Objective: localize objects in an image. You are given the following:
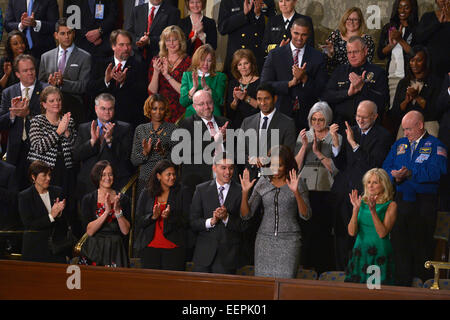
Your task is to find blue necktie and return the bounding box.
[26,0,34,49]
[410,141,417,159]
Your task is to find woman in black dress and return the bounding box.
[0,30,29,92]
[80,160,131,267]
[135,159,192,270]
[19,160,68,263]
[226,49,260,128]
[391,45,443,137]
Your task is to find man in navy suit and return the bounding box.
[126,0,180,65]
[0,54,48,189]
[261,17,328,133]
[5,0,59,61]
[190,152,247,274]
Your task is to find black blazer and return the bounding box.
[331,124,393,203]
[64,0,118,58]
[0,161,19,230]
[262,12,315,57]
[0,81,48,166]
[260,44,328,130]
[134,184,193,252]
[73,120,134,199]
[190,180,246,269]
[89,55,148,127]
[18,185,68,262]
[177,113,232,191]
[4,0,59,58]
[127,1,181,63]
[179,15,217,56]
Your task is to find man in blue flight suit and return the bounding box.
[322,36,388,133]
[383,110,447,287]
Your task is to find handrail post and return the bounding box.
[424,261,450,290]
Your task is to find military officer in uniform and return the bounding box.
[322,36,388,132]
[262,0,314,59]
[218,0,276,75]
[383,110,447,287]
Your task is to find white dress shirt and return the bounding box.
[58,44,75,73]
[290,42,305,67]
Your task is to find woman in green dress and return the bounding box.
[179,44,226,118]
[345,168,397,285]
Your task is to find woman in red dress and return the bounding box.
[148,25,192,123]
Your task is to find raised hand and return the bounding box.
[57,112,71,136]
[243,0,253,15]
[161,204,170,219]
[344,121,357,147]
[153,57,163,74]
[136,32,150,47]
[105,63,114,83]
[320,40,334,58]
[161,57,169,76]
[152,203,162,220]
[142,137,152,156]
[329,123,340,147]
[239,168,256,193]
[279,38,290,47]
[3,61,12,76]
[348,189,362,210]
[200,75,209,91]
[154,138,165,155]
[253,0,262,16]
[103,122,115,143]
[287,169,301,194]
[299,128,308,147]
[312,130,320,155]
[113,193,122,214]
[90,120,100,146]
[104,193,113,215]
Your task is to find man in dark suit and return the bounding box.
[190,153,247,274]
[126,0,180,66]
[63,0,118,61]
[218,0,276,74]
[39,18,92,125]
[0,54,48,190]
[331,100,393,271]
[0,161,19,230]
[176,89,232,194]
[124,0,148,31]
[73,93,134,201]
[4,0,59,61]
[89,29,147,128]
[322,36,389,132]
[240,82,297,180]
[260,17,328,132]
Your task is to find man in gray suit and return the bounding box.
[39,17,91,125]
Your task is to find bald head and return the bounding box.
[192,89,214,120]
[402,111,425,142]
[356,100,378,131]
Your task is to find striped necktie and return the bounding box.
[218,186,225,206]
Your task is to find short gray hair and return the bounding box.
[95,93,116,107]
[348,35,367,49]
[307,101,333,127]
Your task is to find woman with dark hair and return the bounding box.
[377,0,418,108]
[240,145,312,278]
[18,160,68,263]
[79,160,130,267]
[391,45,443,137]
[134,159,192,270]
[0,30,29,91]
[179,0,217,56]
[226,49,260,128]
[131,94,178,197]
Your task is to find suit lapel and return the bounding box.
[63,47,77,76]
[32,186,50,218]
[223,182,238,210]
[29,82,42,116]
[208,180,220,214]
[150,5,165,33]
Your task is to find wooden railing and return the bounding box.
[1,260,450,300]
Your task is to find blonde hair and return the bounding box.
[159,25,187,58]
[362,168,394,204]
[189,44,216,77]
[338,7,366,37]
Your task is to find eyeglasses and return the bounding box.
[311,117,325,122]
[347,50,362,56]
[346,18,360,23]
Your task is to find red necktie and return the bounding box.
[293,48,299,67]
[207,121,217,137]
[147,6,156,33]
[116,63,122,72]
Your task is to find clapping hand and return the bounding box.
[299,128,308,147]
[10,96,30,118]
[50,197,66,218]
[348,189,362,211]
[152,203,162,220]
[280,38,290,47]
[113,193,122,214]
[214,121,229,143]
[239,168,256,193]
[406,86,418,100]
[234,87,247,101]
[153,57,163,74]
[112,67,128,84]
[21,12,36,28]
[161,204,170,219]
[329,123,340,147]
[154,138,165,155]
[391,166,410,183]
[136,32,150,47]
[320,40,334,58]
[142,137,152,156]
[253,0,262,16]
[348,71,366,96]
[104,193,113,215]
[243,0,253,15]
[367,194,377,212]
[57,112,71,137]
[3,61,12,77]
[90,120,100,146]
[344,121,356,147]
[293,62,307,84]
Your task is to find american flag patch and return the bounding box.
[437,146,447,157]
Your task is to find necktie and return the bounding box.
[22,87,30,141]
[261,116,268,130]
[58,49,67,74]
[285,19,290,30]
[293,48,299,67]
[410,141,417,159]
[360,132,366,146]
[89,0,96,14]
[218,186,225,206]
[116,63,122,72]
[26,0,34,48]
[207,121,216,137]
[147,6,156,33]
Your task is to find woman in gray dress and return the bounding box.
[131,94,177,196]
[294,102,342,273]
[240,145,312,278]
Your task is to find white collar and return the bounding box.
[20,81,36,92]
[290,42,305,54]
[59,44,75,54]
[215,180,230,191]
[197,70,210,78]
[283,13,295,23]
[114,57,127,68]
[260,108,276,123]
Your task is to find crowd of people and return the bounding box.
[0,0,449,288]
